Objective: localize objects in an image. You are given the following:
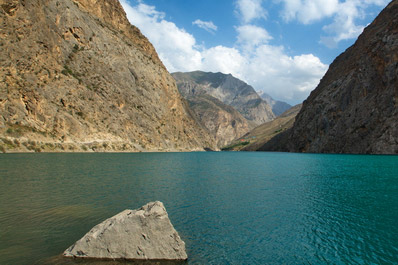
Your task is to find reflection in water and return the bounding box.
[37,255,188,265]
[1,153,397,264]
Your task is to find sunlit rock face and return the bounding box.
[0,0,217,152]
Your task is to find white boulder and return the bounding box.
[63,201,187,260]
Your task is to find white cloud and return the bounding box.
[244,46,328,101]
[192,19,218,33]
[120,0,202,72]
[278,0,389,47]
[235,0,267,23]
[120,0,328,104]
[201,46,248,80]
[279,0,339,24]
[236,25,273,51]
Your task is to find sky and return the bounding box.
[120,0,390,105]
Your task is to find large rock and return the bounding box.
[63,201,187,261]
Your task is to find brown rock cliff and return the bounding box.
[0,0,217,152]
[261,0,398,154]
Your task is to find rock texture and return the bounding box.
[262,1,398,154]
[224,104,301,151]
[172,71,275,146]
[172,71,275,125]
[257,91,292,116]
[64,201,187,261]
[186,94,251,147]
[0,0,217,152]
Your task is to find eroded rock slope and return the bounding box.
[172,71,275,146]
[0,0,216,152]
[261,0,398,154]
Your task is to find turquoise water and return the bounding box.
[0,152,397,264]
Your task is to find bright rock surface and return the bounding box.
[64,201,187,260]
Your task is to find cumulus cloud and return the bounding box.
[235,0,267,23]
[120,0,202,72]
[279,0,339,24]
[278,0,389,47]
[244,46,328,101]
[236,25,273,51]
[120,0,328,104]
[192,19,218,33]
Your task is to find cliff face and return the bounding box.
[187,94,251,147]
[262,0,398,154]
[172,71,275,146]
[173,71,275,125]
[0,0,217,152]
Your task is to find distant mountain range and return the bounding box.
[256,91,292,116]
[172,71,278,146]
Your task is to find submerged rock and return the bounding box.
[63,201,187,261]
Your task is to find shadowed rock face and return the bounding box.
[63,201,187,261]
[0,0,217,152]
[262,0,398,154]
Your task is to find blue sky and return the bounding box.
[120,0,389,104]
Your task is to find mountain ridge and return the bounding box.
[0,0,217,152]
[260,0,398,154]
[172,71,275,146]
[257,91,292,116]
[173,71,275,125]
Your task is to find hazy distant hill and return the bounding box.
[261,0,398,154]
[257,91,292,116]
[0,0,217,152]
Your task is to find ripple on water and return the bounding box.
[0,152,397,264]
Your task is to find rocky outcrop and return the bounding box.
[258,91,292,116]
[0,0,217,152]
[188,94,251,147]
[224,104,301,151]
[64,201,187,261]
[262,0,398,154]
[172,71,275,125]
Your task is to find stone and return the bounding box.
[63,201,188,261]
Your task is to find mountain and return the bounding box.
[186,94,251,147]
[0,0,217,152]
[223,104,301,151]
[172,71,275,125]
[172,71,275,147]
[257,91,292,116]
[261,0,398,154]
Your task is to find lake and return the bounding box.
[0,152,397,264]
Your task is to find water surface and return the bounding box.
[0,152,397,264]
